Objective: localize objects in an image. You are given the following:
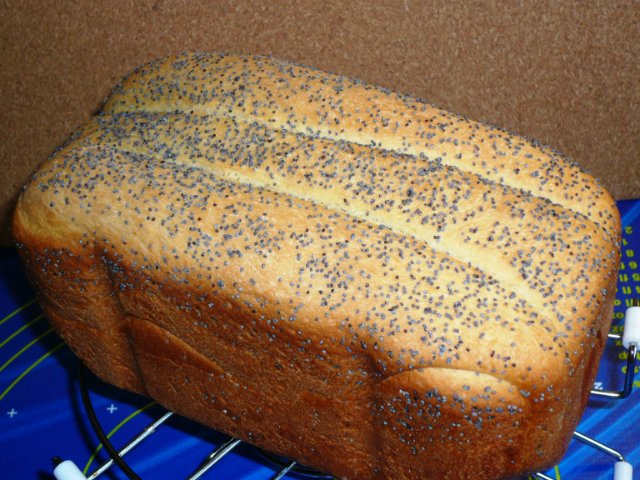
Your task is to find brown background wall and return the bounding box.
[2,0,638,245]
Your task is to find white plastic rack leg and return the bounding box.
[616,462,634,480]
[591,304,639,399]
[53,459,88,480]
[623,305,640,349]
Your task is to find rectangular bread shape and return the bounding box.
[12,52,621,479]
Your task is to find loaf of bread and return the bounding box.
[13,52,620,479]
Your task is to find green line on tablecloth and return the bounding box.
[0,297,36,326]
[0,340,65,401]
[0,314,44,348]
[0,327,54,373]
[83,401,158,475]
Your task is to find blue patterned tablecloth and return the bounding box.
[2,199,639,479]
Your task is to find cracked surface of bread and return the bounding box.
[13,52,621,479]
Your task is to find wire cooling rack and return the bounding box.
[2,199,640,479]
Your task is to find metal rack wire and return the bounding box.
[52,306,640,480]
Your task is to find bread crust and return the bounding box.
[13,52,620,479]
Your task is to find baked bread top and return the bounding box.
[13,52,621,477]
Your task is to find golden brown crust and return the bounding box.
[12,52,620,479]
